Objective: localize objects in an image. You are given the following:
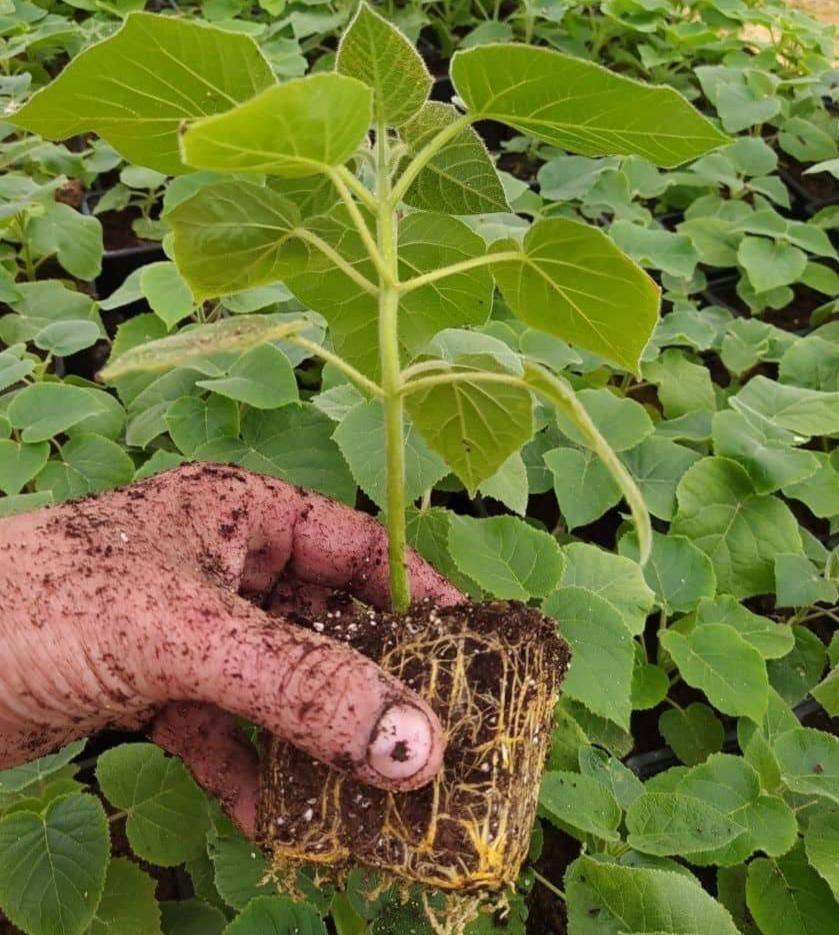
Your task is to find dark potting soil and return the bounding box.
[259,598,571,893]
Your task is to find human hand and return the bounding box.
[0,463,461,835]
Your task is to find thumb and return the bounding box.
[143,580,444,792]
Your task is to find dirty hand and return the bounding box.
[0,463,461,835]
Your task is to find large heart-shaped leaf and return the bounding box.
[9,12,275,174]
[451,44,729,167]
[490,217,660,373]
[181,73,372,177]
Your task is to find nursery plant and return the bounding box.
[1,4,838,935]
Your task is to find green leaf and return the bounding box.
[747,844,839,935]
[738,237,807,293]
[479,451,529,515]
[560,542,653,636]
[96,744,210,867]
[333,399,448,511]
[610,222,700,279]
[632,663,670,710]
[555,388,653,453]
[161,900,227,935]
[671,457,802,598]
[660,624,769,722]
[775,553,838,608]
[676,754,797,865]
[9,12,275,174]
[197,343,298,409]
[694,596,794,660]
[619,532,716,615]
[644,348,716,418]
[0,793,109,935]
[35,435,135,500]
[578,746,644,809]
[566,854,740,934]
[539,770,622,841]
[405,506,481,597]
[0,741,86,797]
[89,858,162,935]
[34,321,101,358]
[224,896,326,935]
[0,349,34,392]
[626,792,742,856]
[197,404,355,503]
[545,446,621,529]
[773,728,839,805]
[169,181,306,301]
[490,217,659,373]
[543,586,634,728]
[8,384,125,444]
[659,702,724,767]
[405,356,533,493]
[336,3,430,126]
[182,73,371,176]
[207,825,274,911]
[783,453,839,519]
[768,626,827,706]
[0,440,49,495]
[399,102,509,214]
[451,45,728,166]
[28,202,103,281]
[813,669,839,718]
[730,376,839,438]
[712,409,820,495]
[141,262,195,329]
[805,810,839,902]
[447,514,563,600]
[619,437,702,521]
[165,394,239,457]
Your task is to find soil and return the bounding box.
[258,598,571,894]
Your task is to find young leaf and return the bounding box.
[399,102,509,214]
[0,440,49,495]
[773,728,839,805]
[451,45,729,167]
[197,344,299,409]
[88,858,162,935]
[545,446,621,529]
[775,553,838,608]
[181,74,372,176]
[619,437,702,521]
[671,457,802,598]
[659,702,724,767]
[626,792,742,856]
[405,356,533,493]
[731,376,839,438]
[566,855,740,934]
[165,394,240,457]
[9,12,275,174]
[738,237,807,293]
[168,181,307,301]
[336,2,431,126]
[543,586,634,728]
[660,624,769,722]
[767,626,826,706]
[140,262,194,330]
[224,896,326,935]
[578,746,645,809]
[694,596,794,660]
[0,741,86,798]
[539,770,622,842]
[447,514,564,600]
[28,202,103,281]
[160,899,227,935]
[0,793,109,935]
[96,743,211,867]
[555,388,654,453]
[490,217,660,373]
[35,434,135,500]
[747,844,839,935]
[8,384,125,444]
[207,825,275,910]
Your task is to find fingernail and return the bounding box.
[367,703,435,781]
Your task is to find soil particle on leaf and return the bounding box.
[258,599,570,893]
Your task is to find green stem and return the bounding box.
[333,163,377,212]
[294,228,378,296]
[398,250,521,294]
[287,335,384,399]
[327,167,394,286]
[376,128,411,612]
[388,113,474,209]
[532,869,565,902]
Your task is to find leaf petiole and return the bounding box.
[398,250,521,294]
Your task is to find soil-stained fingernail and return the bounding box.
[367,703,437,782]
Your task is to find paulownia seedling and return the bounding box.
[14,2,727,896]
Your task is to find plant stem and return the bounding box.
[333,163,377,212]
[398,250,521,294]
[532,869,565,902]
[288,335,384,398]
[327,167,394,286]
[294,228,378,296]
[376,127,411,612]
[388,113,474,208]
